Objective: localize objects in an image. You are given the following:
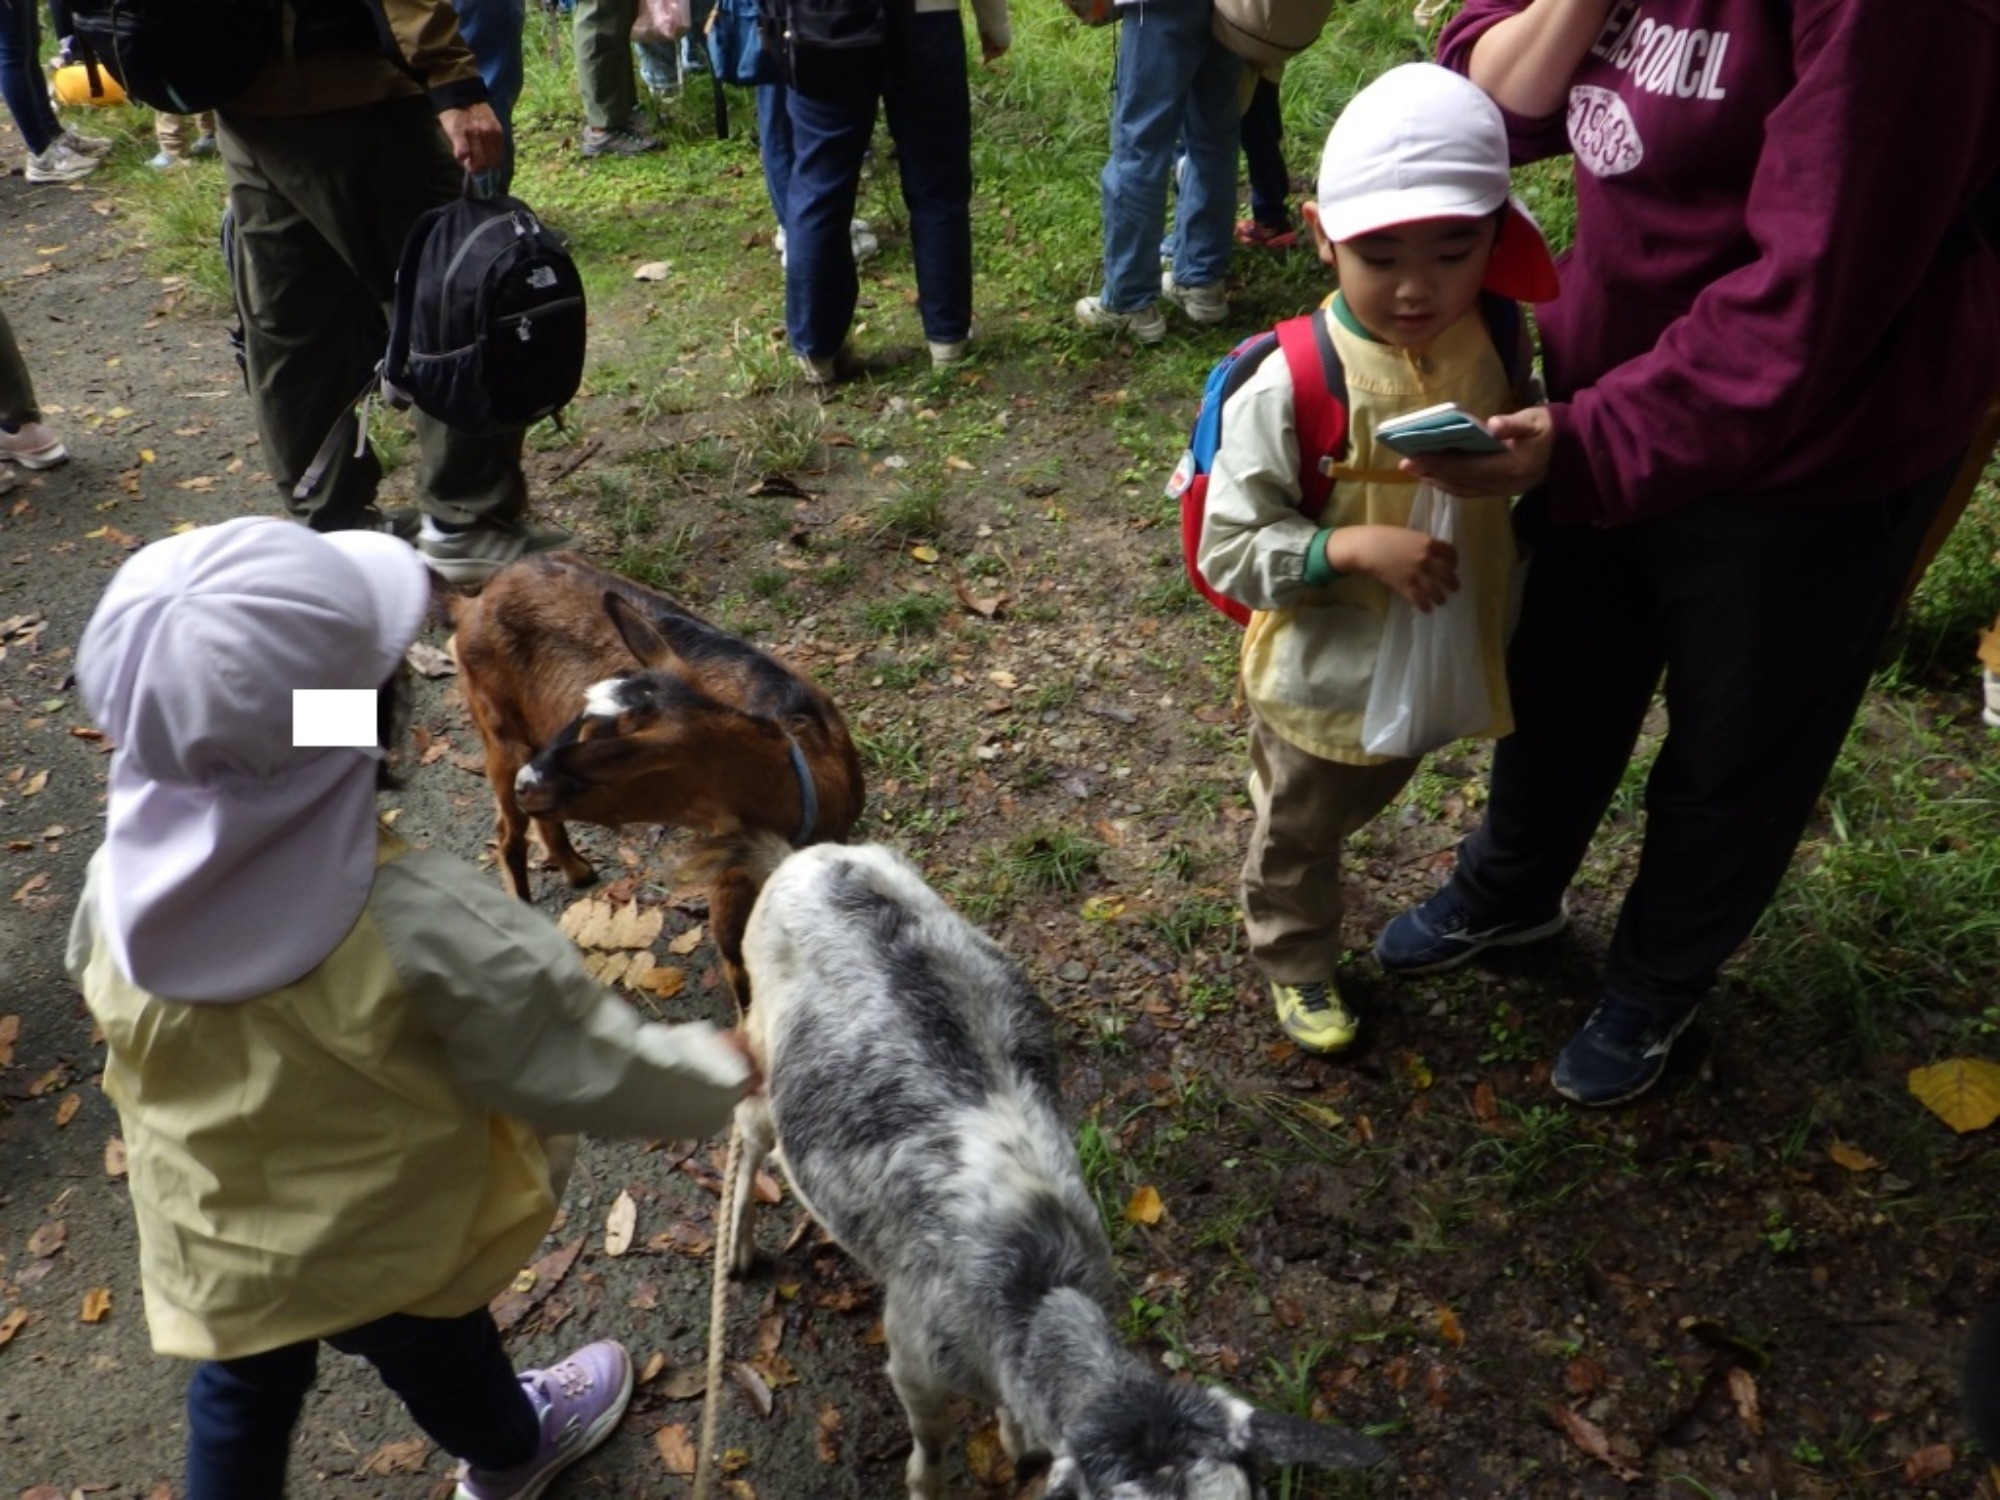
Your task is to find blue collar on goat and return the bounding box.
[784,734,818,846]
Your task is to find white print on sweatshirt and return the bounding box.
[1591,3,1731,101]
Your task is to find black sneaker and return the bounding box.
[1551,993,1699,1107]
[1373,886,1567,974]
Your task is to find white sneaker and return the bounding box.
[0,421,67,469]
[1160,273,1228,325]
[25,139,97,183]
[1984,668,2000,729]
[60,126,113,156]
[1074,295,1167,344]
[928,333,972,368]
[773,221,878,269]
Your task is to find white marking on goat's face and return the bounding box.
[514,762,546,795]
[583,677,628,721]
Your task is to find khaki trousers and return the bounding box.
[1241,712,1417,984]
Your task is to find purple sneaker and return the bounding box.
[455,1340,634,1500]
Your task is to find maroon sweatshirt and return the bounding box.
[1439,0,2000,526]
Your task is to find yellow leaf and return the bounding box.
[1908,1057,2000,1133]
[106,406,132,420]
[1827,1140,1881,1172]
[80,1286,112,1323]
[171,521,196,534]
[1125,1185,1165,1225]
[1438,1306,1464,1347]
[139,449,155,463]
[1401,1051,1434,1090]
[1080,895,1126,922]
[910,544,940,564]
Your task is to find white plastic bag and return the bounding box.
[1360,483,1493,758]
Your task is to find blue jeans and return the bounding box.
[183,1310,537,1499]
[1097,0,1240,312]
[783,3,972,356]
[455,0,526,195]
[757,81,793,228]
[0,0,60,156]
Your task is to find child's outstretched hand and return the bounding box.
[717,1028,764,1096]
[1324,524,1460,612]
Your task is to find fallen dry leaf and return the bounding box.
[54,1092,80,1127]
[815,1403,844,1464]
[633,260,670,280]
[80,1286,112,1323]
[1546,1404,1641,1481]
[356,1437,430,1476]
[0,1013,17,1065]
[668,924,705,956]
[1438,1306,1465,1347]
[659,1367,708,1400]
[604,1189,638,1257]
[405,641,457,678]
[12,872,49,903]
[0,1305,29,1347]
[965,1419,1013,1485]
[638,1350,667,1384]
[1125,1184,1165,1225]
[1727,1366,1762,1434]
[559,896,664,952]
[1471,1080,1500,1124]
[1827,1140,1882,1172]
[653,1423,697,1475]
[731,1360,775,1418]
[488,1236,584,1333]
[1909,1058,2000,1133]
[27,1220,66,1258]
[104,1136,127,1178]
[1902,1443,1953,1484]
[18,769,46,796]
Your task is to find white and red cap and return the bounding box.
[1316,62,1561,304]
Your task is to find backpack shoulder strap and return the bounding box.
[1273,310,1347,521]
[1477,290,1530,390]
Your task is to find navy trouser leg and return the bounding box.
[185,1342,320,1499]
[329,1310,538,1470]
[1455,462,1956,1008]
[1241,76,1289,229]
[881,8,972,345]
[783,79,875,358]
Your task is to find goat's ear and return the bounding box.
[603,591,683,671]
[1040,1453,1083,1500]
[1241,1410,1385,1472]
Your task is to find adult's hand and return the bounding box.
[978,28,1009,63]
[438,103,506,176]
[1401,406,1555,499]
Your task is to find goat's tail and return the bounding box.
[677,828,794,890]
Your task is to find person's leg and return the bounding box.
[783,74,876,362]
[1242,714,1418,983]
[1095,2,1216,313]
[155,110,194,161]
[1601,461,1959,1011]
[0,0,60,156]
[1240,75,1290,232]
[0,308,42,429]
[183,1340,320,1500]
[573,0,640,133]
[329,1312,539,1469]
[1166,19,1241,294]
[881,6,971,347]
[218,101,530,533]
[756,81,794,233]
[455,0,527,194]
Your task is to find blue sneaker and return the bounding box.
[1373,886,1567,974]
[1552,994,1700,1107]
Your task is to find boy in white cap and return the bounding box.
[66,517,756,1500]
[1196,62,1559,1055]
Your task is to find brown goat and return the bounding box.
[450,552,864,1004]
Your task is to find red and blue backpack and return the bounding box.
[1171,294,1523,626]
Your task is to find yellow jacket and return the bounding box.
[69,833,746,1360]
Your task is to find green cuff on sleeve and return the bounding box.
[1302,526,1342,589]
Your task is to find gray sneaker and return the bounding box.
[581,125,660,158]
[1160,273,1229,326]
[25,140,98,184]
[1074,295,1167,344]
[417,516,573,589]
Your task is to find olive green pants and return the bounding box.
[0,309,41,430]
[574,0,640,131]
[216,98,526,531]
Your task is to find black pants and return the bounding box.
[1450,459,1957,1009]
[183,1309,536,1499]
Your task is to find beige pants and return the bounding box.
[1241,712,1417,984]
[154,111,216,157]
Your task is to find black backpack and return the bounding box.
[383,192,588,434]
[70,0,279,113]
[757,0,887,95]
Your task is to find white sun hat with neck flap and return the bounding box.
[1315,61,1561,304]
[76,517,432,1003]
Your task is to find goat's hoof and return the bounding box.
[563,868,600,890]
